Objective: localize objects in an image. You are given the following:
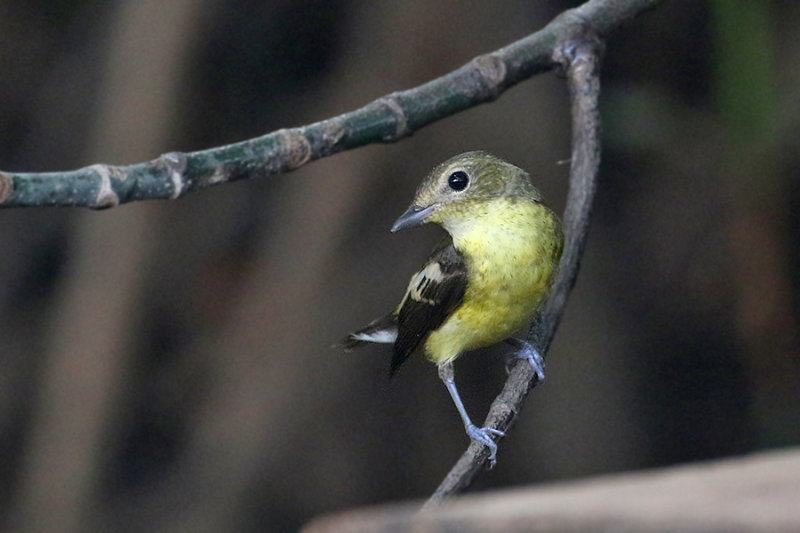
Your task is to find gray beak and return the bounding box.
[391,204,437,232]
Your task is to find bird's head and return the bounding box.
[391,151,543,233]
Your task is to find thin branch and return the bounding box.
[424,14,609,508]
[0,0,662,209]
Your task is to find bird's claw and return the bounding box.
[466,424,505,467]
[517,342,546,381]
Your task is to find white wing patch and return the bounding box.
[405,261,444,306]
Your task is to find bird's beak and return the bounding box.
[391,204,437,232]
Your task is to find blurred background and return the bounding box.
[0,0,798,531]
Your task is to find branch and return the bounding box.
[424,11,611,509]
[0,0,662,209]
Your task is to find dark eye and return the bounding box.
[447,170,469,191]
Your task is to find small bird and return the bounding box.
[342,151,563,464]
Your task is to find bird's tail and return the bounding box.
[338,313,398,351]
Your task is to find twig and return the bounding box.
[0,0,661,209]
[424,10,610,508]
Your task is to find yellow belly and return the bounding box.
[424,199,561,365]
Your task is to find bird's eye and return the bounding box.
[447,170,469,191]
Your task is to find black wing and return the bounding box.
[392,237,468,375]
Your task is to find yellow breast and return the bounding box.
[424,198,561,365]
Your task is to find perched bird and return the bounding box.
[342,151,563,464]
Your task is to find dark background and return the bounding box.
[0,1,798,532]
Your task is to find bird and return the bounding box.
[341,151,563,464]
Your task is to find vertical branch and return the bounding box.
[425,25,604,507]
[533,32,604,353]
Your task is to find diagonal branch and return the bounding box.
[424,16,607,508]
[0,0,661,209]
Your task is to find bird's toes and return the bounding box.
[466,424,504,467]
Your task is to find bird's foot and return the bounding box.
[466,424,505,467]
[519,342,546,381]
[505,340,546,381]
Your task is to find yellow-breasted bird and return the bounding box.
[342,151,563,464]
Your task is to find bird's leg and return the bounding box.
[437,361,504,466]
[504,338,545,381]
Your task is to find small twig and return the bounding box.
[424,14,607,509]
[0,0,661,210]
